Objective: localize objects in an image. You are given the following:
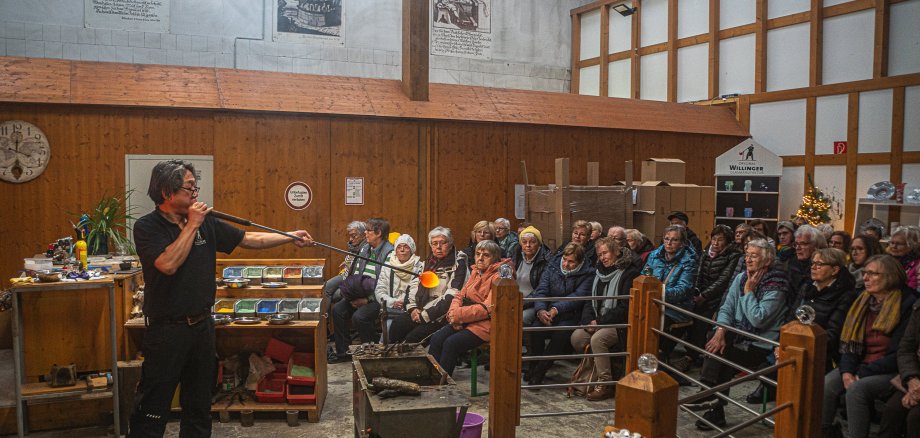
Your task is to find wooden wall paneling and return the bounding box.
[668,0,678,102]
[708,0,720,99]
[805,97,817,191]
[328,118,419,263]
[572,13,582,93]
[417,122,432,254]
[810,0,824,87]
[632,1,642,99]
[873,0,890,79]
[434,122,507,245]
[890,86,905,222]
[845,93,860,232]
[755,0,768,93]
[601,6,610,97]
[213,113,332,266]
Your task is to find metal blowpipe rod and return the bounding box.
[209,210,423,278]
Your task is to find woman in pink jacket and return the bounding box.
[428,239,512,375]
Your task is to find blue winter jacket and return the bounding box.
[643,244,699,323]
[531,255,596,323]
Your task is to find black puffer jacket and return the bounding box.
[510,243,552,308]
[695,245,743,312]
[789,269,858,371]
[897,299,920,389]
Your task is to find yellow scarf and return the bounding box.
[839,289,901,355]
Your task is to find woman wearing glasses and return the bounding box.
[887,226,919,291]
[848,234,885,290]
[821,255,917,437]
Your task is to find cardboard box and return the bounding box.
[634,210,671,246]
[637,181,671,215]
[641,158,686,184]
[700,187,715,212]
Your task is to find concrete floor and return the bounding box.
[13,352,780,437]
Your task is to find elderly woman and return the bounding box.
[589,221,603,241]
[527,243,595,385]
[511,226,551,326]
[389,227,468,344]
[556,220,596,266]
[880,289,920,437]
[775,221,797,263]
[463,220,496,261]
[374,234,424,330]
[822,255,917,437]
[570,237,641,401]
[493,217,518,258]
[888,226,920,291]
[644,225,699,363]
[848,234,885,290]
[428,241,511,376]
[677,225,742,372]
[734,223,753,246]
[689,239,790,430]
[790,248,858,371]
[625,228,654,263]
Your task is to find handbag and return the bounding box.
[566,344,598,397]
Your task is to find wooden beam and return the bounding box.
[401,0,429,101]
[488,279,522,437]
[845,93,859,232]
[749,72,920,103]
[873,0,890,79]
[668,0,678,102]
[632,1,642,99]
[755,0,768,93]
[890,86,905,222]
[601,5,611,97]
[805,97,817,192]
[572,13,581,94]
[810,0,823,87]
[709,0,720,99]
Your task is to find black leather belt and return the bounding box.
[145,309,210,327]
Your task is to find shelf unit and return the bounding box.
[714,139,784,233]
[10,278,121,437]
[852,198,920,236]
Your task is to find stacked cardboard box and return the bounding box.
[632,159,715,245]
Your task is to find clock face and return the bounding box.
[0,120,50,183]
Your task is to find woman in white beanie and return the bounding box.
[375,234,424,331]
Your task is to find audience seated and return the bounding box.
[493,217,518,258]
[527,243,594,385]
[668,211,702,254]
[734,223,752,246]
[644,225,699,365]
[589,221,603,241]
[556,220,597,266]
[374,234,423,334]
[888,226,920,291]
[829,230,852,254]
[775,221,797,263]
[462,220,497,262]
[749,219,775,247]
[570,237,642,401]
[849,234,885,290]
[429,240,511,376]
[879,297,920,437]
[786,224,827,293]
[330,275,380,363]
[389,227,468,344]
[688,239,790,430]
[625,228,654,263]
[822,255,917,437]
[510,226,552,326]
[322,220,366,303]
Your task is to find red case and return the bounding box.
[285,381,316,405]
[265,338,295,363]
[286,352,316,385]
[255,376,287,403]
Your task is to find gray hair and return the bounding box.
[589,221,603,233]
[147,160,196,205]
[494,218,510,228]
[745,238,777,266]
[428,226,453,245]
[608,226,626,236]
[795,224,828,248]
[475,240,502,260]
[892,226,920,249]
[663,224,688,245]
[816,223,834,240]
[346,221,366,233]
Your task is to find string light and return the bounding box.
[794,177,834,225]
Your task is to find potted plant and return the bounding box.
[83,190,137,256]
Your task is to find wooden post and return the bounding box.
[625,160,634,228]
[625,275,663,374]
[614,370,678,438]
[587,162,599,186]
[488,278,522,437]
[775,321,826,437]
[401,0,429,101]
[553,158,571,250]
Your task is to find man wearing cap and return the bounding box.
[669,211,702,254]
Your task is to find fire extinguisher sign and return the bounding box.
[833,141,847,154]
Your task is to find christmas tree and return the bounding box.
[794,176,833,225]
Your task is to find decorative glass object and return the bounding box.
[744,180,753,192]
[907,188,920,204]
[795,305,816,325]
[499,264,513,279]
[638,353,658,374]
[867,181,896,200]
[759,182,769,191]
[724,181,734,191]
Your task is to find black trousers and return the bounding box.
[127,319,215,438]
[698,340,774,403]
[879,390,920,438]
[388,310,445,344]
[528,318,577,377]
[428,326,485,376]
[332,299,381,355]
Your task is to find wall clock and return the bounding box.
[0,120,50,183]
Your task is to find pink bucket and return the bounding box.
[458,411,485,438]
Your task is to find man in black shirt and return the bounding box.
[128,160,312,437]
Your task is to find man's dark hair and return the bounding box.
[147,160,196,205]
[366,217,390,238]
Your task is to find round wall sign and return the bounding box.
[284,181,313,210]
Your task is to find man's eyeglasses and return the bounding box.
[179,186,201,195]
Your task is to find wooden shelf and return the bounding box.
[856,198,920,207]
[125,319,320,330]
[210,400,318,412]
[21,381,112,400]
[716,191,779,195]
[715,217,778,221]
[216,284,323,299]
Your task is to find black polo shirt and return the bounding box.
[134,209,244,319]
